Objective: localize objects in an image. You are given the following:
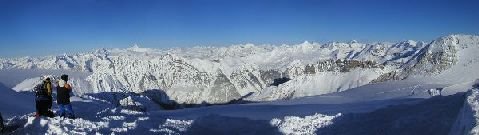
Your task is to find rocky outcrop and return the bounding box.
[370,71,406,83]
[407,36,459,75]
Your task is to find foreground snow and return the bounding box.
[450,87,479,135]
[468,89,479,134]
[1,74,478,134]
[1,79,478,135]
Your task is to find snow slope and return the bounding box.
[2,76,476,135]
[0,83,34,119]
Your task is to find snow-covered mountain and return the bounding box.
[1,35,478,105]
[2,34,479,134]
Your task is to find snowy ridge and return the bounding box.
[450,82,479,135]
[407,35,479,75]
[1,35,479,104]
[467,89,479,134]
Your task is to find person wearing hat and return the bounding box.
[57,74,75,118]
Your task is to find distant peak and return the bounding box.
[300,41,317,46]
[404,40,417,45]
[131,44,140,49]
[349,40,358,44]
[94,48,109,54]
[126,44,153,52]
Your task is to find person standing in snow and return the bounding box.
[57,74,75,118]
[34,77,55,117]
[0,112,4,132]
[44,77,53,112]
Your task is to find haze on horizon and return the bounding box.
[1,0,478,57]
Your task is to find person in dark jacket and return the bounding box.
[0,112,4,132]
[35,77,54,117]
[44,77,53,111]
[57,74,75,118]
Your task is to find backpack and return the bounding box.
[34,82,48,97]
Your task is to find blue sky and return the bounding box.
[1,0,478,57]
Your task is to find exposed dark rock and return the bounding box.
[270,77,291,86]
[371,71,407,83]
[260,70,283,85]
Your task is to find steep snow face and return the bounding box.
[426,35,479,83]
[407,35,479,75]
[449,88,479,135]
[470,89,479,135]
[1,35,478,104]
